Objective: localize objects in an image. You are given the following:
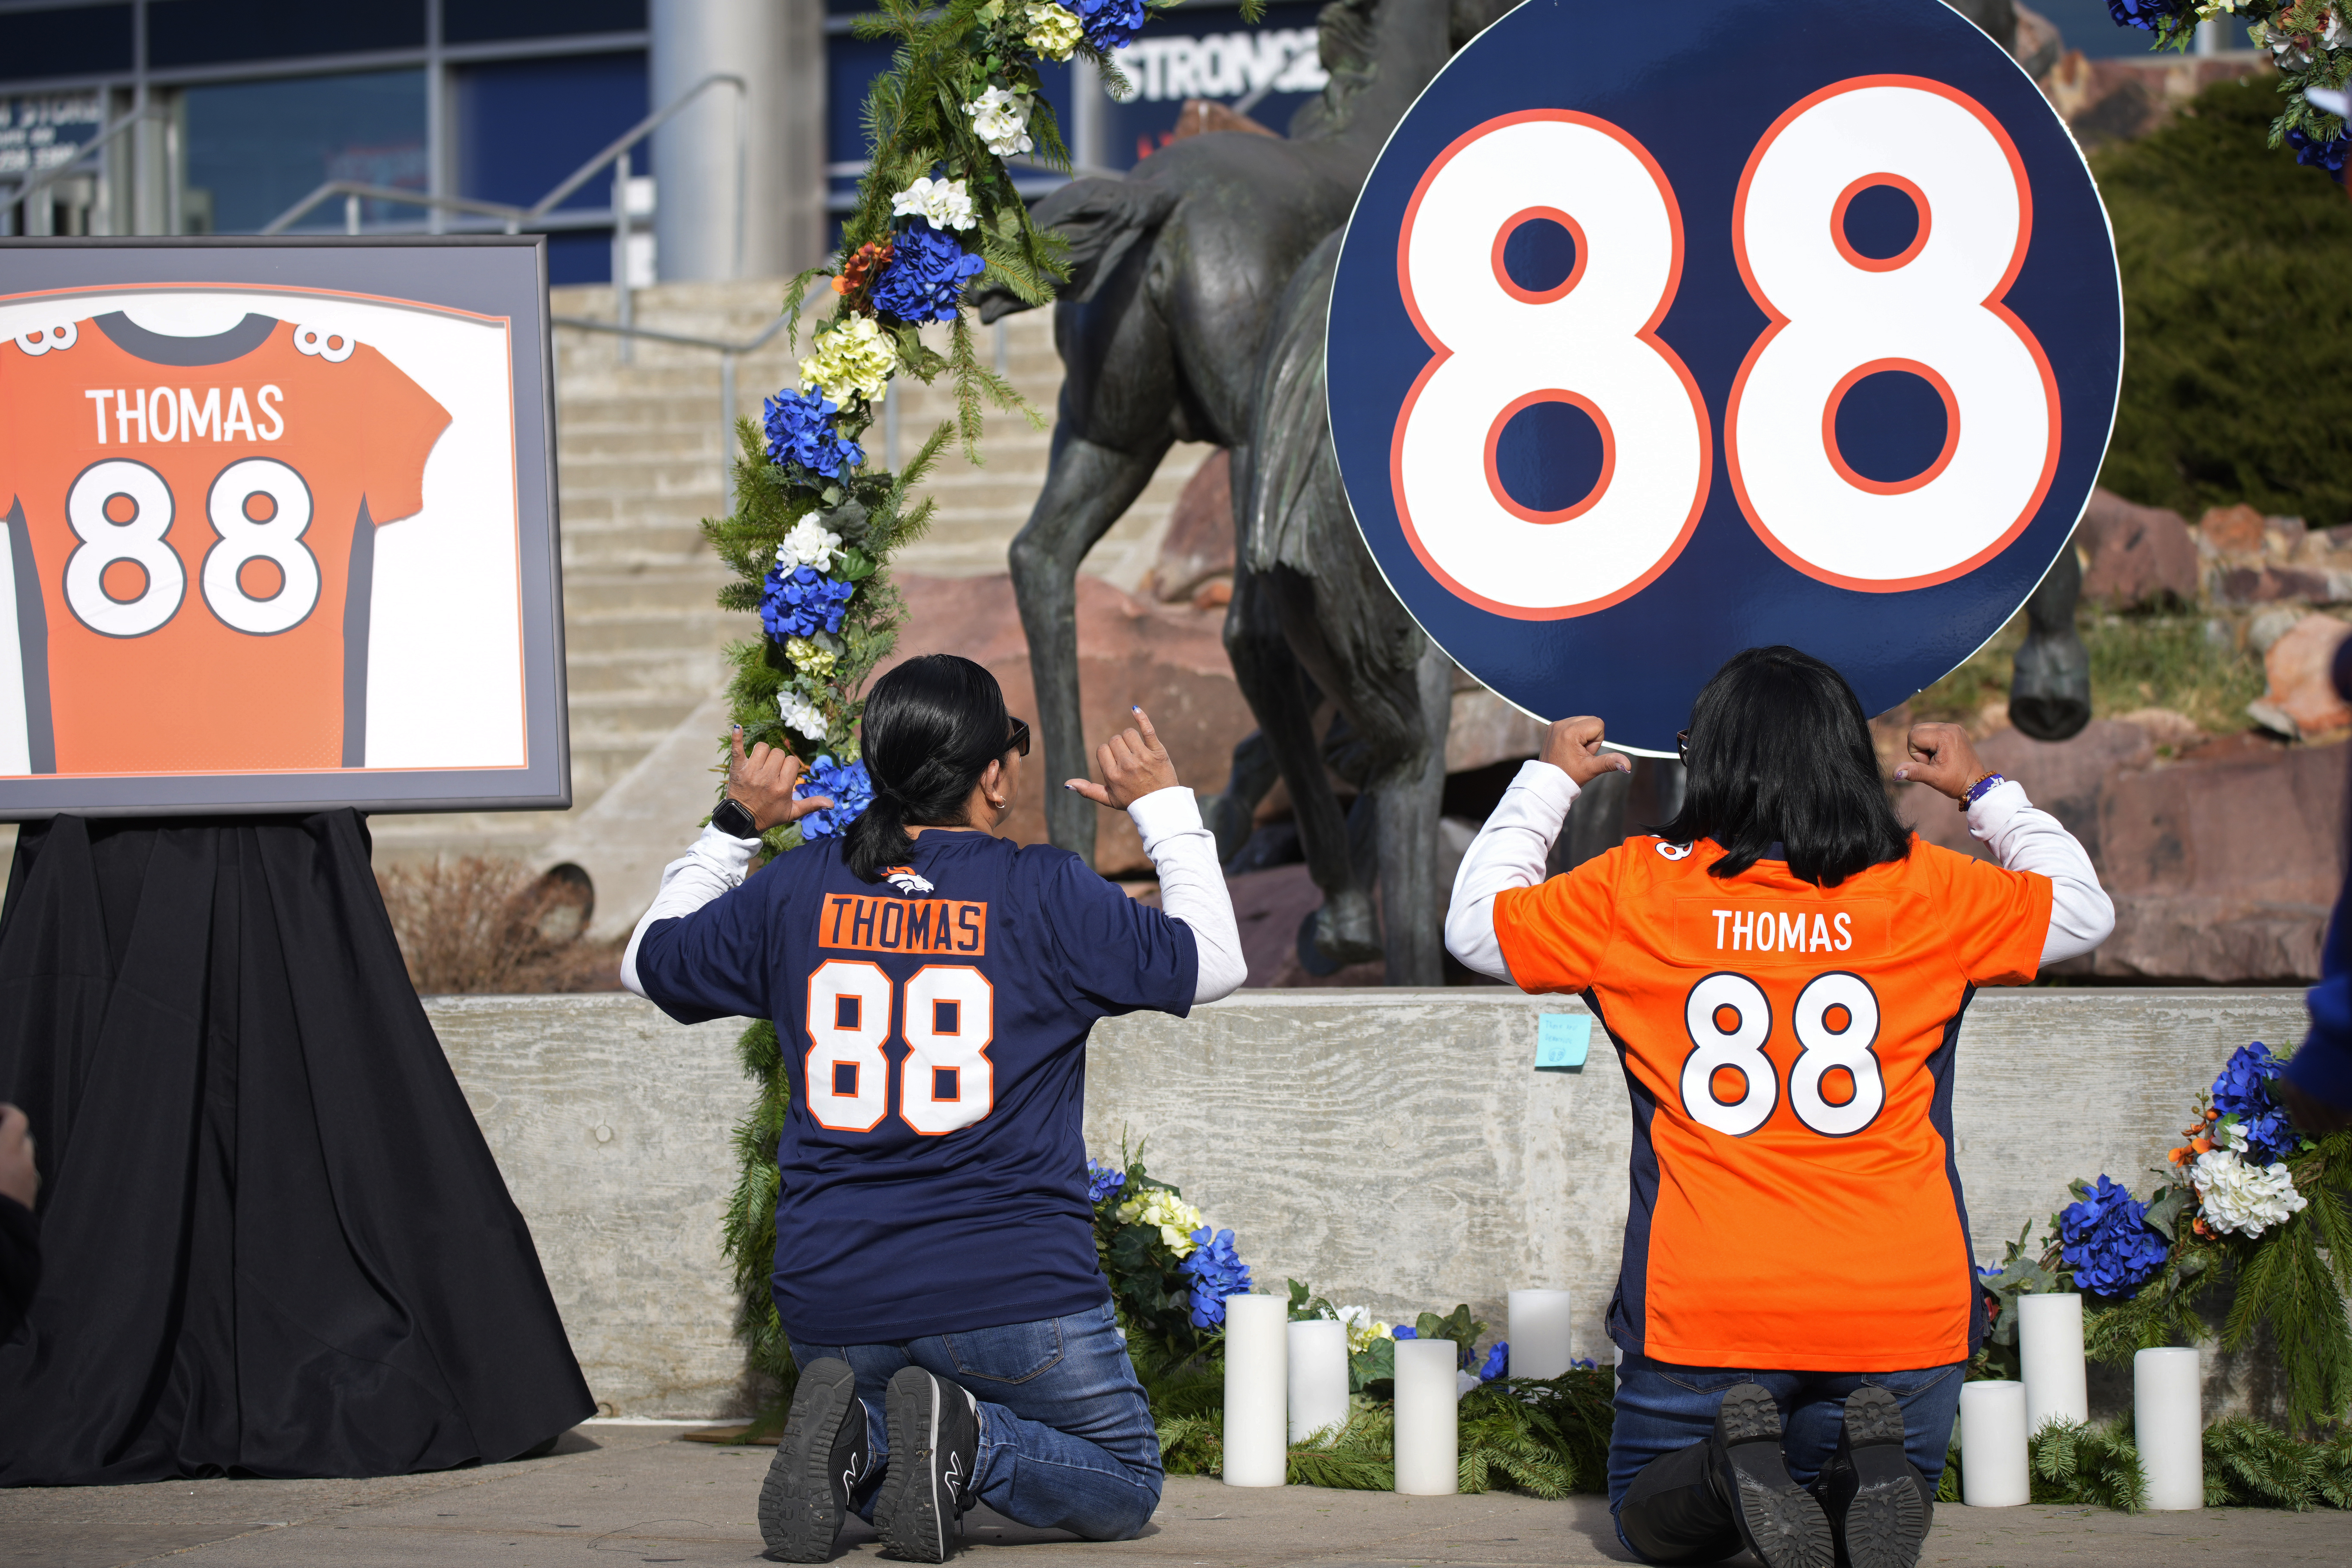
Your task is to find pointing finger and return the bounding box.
[731,725,748,771]
[1130,706,1162,751]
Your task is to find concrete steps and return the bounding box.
[368,276,1214,868]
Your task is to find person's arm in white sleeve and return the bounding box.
[622,725,836,1001]
[1445,760,1581,985]
[1129,786,1245,1004]
[1896,720,2115,968]
[621,822,762,998]
[1967,779,2115,964]
[1066,705,1245,1007]
[1444,716,1633,987]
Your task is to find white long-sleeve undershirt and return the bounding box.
[619,786,1246,1007]
[1442,761,2116,986]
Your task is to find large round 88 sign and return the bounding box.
[1327,0,2121,752]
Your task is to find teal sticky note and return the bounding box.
[1535,1013,1590,1071]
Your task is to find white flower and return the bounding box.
[1022,1,1085,61]
[1333,1305,1393,1354]
[1113,1188,1204,1255]
[777,517,841,571]
[799,315,896,404]
[777,690,829,741]
[2192,1147,2309,1238]
[890,175,976,231]
[964,85,1035,158]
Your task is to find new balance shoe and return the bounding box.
[1816,1385,1932,1568]
[758,1357,872,1563]
[1709,1382,1833,1568]
[874,1365,980,1564]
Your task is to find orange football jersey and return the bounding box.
[1494,834,2052,1370]
[0,310,450,775]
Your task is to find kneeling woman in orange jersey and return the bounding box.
[1446,646,2112,1568]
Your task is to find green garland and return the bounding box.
[2112,3,2352,168]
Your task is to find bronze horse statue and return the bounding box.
[974,0,1512,867]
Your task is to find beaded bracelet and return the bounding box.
[1960,771,2009,811]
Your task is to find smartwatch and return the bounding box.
[711,797,759,840]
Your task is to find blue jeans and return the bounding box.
[798,1298,1162,1541]
[1608,1354,1963,1559]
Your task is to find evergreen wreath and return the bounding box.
[701,0,1262,1419]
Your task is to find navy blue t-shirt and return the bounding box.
[634,828,1199,1344]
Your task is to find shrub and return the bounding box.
[374,856,619,995]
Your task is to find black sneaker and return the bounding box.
[874,1365,980,1564]
[758,1357,871,1563]
[1818,1385,1931,1568]
[1709,1382,1833,1568]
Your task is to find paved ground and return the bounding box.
[3,1423,2349,1567]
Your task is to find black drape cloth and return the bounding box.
[0,811,593,1484]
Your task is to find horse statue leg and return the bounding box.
[1008,405,1173,866]
[2007,540,2090,742]
[1368,640,1453,985]
[1223,560,1382,967]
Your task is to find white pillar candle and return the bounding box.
[1286,1319,1350,1444]
[1393,1338,1460,1495]
[2135,1347,2204,1510]
[2018,1292,2089,1434]
[1507,1289,1575,1380]
[1222,1295,1288,1487]
[1959,1379,2029,1507]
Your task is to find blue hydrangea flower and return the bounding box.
[760,564,856,642]
[1180,1226,1251,1328]
[2212,1041,2299,1162]
[1391,1325,1417,1340]
[1065,0,1145,51]
[794,755,873,841]
[2105,0,2177,30]
[2058,1175,2170,1298]
[762,386,863,477]
[1569,1357,1598,1371]
[1479,1342,1509,1382]
[2288,126,2352,183]
[1085,1158,1127,1204]
[870,219,987,324]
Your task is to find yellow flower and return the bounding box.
[800,315,896,404]
[1023,2,1084,61]
[1113,1188,1205,1256]
[785,637,838,678]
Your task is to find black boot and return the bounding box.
[1617,1440,1744,1565]
[1812,1386,1931,1568]
[1709,1383,1833,1568]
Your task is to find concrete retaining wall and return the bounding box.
[427,988,2312,1420]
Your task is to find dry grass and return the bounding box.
[375,855,622,995]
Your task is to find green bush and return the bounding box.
[2095,76,2352,525]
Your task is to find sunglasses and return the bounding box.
[1007,716,1031,758]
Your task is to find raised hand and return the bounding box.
[730,726,834,831]
[1894,721,1989,801]
[0,1104,36,1210]
[1065,706,1181,810]
[1541,715,1633,787]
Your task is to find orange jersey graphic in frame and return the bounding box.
[0,312,449,774]
[1493,835,2052,1371]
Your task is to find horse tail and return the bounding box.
[970,177,1180,322]
[1243,228,1345,579]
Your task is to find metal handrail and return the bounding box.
[551,312,797,500]
[260,72,746,264]
[1,107,178,236]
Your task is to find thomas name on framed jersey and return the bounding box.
[0,237,565,816]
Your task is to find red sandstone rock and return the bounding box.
[880,573,1256,875]
[1168,100,1278,141]
[1153,449,1235,604]
[2079,488,2198,608]
[2199,503,2268,557]
[2252,614,2352,740]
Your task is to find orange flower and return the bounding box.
[2167,1146,2191,1165]
[2206,1109,2220,1121]
[831,240,895,302]
[2192,1136,2214,1154]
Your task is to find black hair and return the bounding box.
[842,654,1015,881]
[1652,645,1912,888]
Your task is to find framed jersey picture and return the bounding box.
[0,237,565,816]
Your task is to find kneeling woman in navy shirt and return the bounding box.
[624,654,1244,1563]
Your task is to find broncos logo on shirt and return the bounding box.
[884,867,936,895]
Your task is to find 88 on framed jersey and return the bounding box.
[1327,0,2123,751]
